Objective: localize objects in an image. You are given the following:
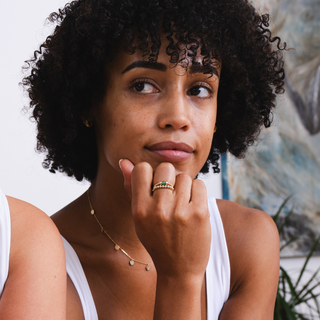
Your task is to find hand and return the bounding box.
[119,159,211,282]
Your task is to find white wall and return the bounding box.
[0,0,89,215]
[0,1,318,311]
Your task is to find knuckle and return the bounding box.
[157,162,175,172]
[195,207,210,222]
[172,205,188,225]
[193,178,205,189]
[152,202,172,225]
[132,203,147,221]
[174,213,188,226]
[189,200,209,221]
[134,161,151,173]
[176,172,192,184]
[173,200,185,214]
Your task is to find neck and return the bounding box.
[87,163,143,250]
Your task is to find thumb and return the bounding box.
[119,159,134,199]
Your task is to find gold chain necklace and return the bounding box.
[87,189,152,271]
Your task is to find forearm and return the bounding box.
[154,275,203,320]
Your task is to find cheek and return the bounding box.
[104,105,153,150]
[197,111,216,136]
[195,114,216,155]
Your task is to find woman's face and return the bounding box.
[94,42,220,179]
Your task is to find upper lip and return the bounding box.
[146,141,194,153]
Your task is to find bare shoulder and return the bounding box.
[216,199,280,319]
[6,196,66,278]
[7,196,64,253]
[0,197,66,319]
[6,196,65,273]
[216,199,279,244]
[216,199,279,267]
[7,195,52,220]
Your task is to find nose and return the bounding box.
[158,92,191,131]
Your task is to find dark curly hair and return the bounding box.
[22,0,285,182]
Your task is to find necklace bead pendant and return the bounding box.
[87,188,152,271]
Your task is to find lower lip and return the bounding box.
[147,149,193,162]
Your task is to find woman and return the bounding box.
[23,0,285,319]
[0,189,66,319]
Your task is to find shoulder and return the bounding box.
[6,196,65,270]
[0,197,66,319]
[216,199,279,294]
[215,200,279,318]
[216,199,279,241]
[7,196,64,248]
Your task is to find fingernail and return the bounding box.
[118,159,125,186]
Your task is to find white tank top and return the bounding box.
[62,197,230,320]
[0,189,11,298]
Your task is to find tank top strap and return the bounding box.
[206,197,231,320]
[0,189,10,297]
[61,236,98,320]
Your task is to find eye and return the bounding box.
[132,81,157,93]
[188,86,211,98]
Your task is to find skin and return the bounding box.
[52,41,280,320]
[0,197,67,320]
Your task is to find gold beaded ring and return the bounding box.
[152,181,174,192]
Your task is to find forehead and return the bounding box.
[110,38,221,78]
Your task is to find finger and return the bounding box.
[152,162,176,197]
[119,159,134,199]
[174,173,193,203]
[190,179,208,210]
[131,162,153,209]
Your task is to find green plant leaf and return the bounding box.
[275,291,297,320]
[280,236,299,252]
[273,196,320,319]
[295,236,320,288]
[296,268,320,302]
[273,195,293,224]
[278,206,295,235]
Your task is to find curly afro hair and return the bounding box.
[22,0,285,182]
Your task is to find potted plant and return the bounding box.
[273,197,320,320]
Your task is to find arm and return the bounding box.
[219,201,280,320]
[0,197,67,320]
[120,160,210,320]
[152,177,209,320]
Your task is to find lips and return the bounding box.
[146,141,194,162]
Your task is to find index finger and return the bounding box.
[131,162,154,215]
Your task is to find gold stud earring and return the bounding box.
[84,119,93,128]
[214,125,217,133]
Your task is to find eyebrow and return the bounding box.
[121,60,219,78]
[121,61,167,74]
[189,65,220,78]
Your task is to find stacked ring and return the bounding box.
[152,181,174,192]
